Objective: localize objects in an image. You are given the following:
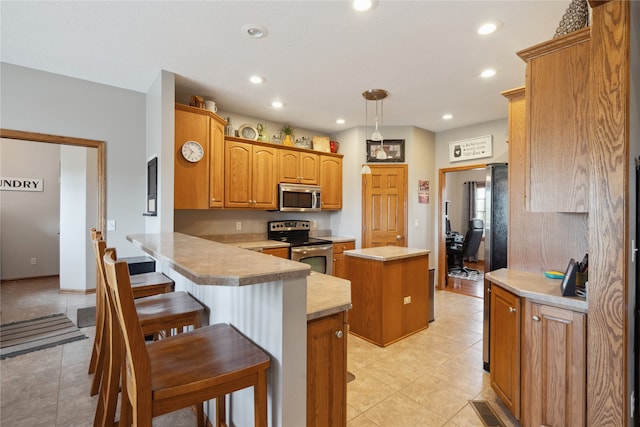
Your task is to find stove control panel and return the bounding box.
[268,220,310,232]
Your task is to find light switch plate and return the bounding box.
[107,220,116,231]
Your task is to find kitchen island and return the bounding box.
[127,232,311,427]
[344,246,430,347]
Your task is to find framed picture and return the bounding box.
[366,139,405,162]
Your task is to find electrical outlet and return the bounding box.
[414,219,419,228]
[107,220,116,231]
[311,220,317,229]
[403,296,411,305]
[30,258,37,265]
[236,221,242,231]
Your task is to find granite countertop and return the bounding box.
[307,272,352,321]
[127,233,309,286]
[228,240,290,251]
[344,246,430,261]
[320,236,356,243]
[486,268,587,312]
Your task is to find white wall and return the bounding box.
[1,62,149,272]
[434,118,509,268]
[0,139,61,280]
[146,70,176,234]
[59,145,97,292]
[329,125,437,265]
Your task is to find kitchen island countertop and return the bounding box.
[344,246,430,261]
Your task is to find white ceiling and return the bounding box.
[0,1,574,134]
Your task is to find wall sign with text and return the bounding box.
[448,135,493,162]
[0,177,44,192]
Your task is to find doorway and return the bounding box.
[0,129,106,290]
[437,163,485,290]
[361,164,408,248]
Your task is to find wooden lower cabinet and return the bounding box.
[332,241,355,279]
[490,285,521,419]
[489,283,587,426]
[522,301,586,427]
[307,311,347,427]
[261,247,289,259]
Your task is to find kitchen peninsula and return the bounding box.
[126,232,317,426]
[344,246,430,347]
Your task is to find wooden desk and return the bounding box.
[344,247,430,347]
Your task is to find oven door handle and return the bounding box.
[291,245,333,254]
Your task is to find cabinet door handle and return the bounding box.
[532,315,540,322]
[335,330,344,338]
[509,307,517,313]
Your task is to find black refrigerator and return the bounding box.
[482,163,509,372]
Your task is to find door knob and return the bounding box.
[396,235,402,241]
[532,315,540,322]
[509,307,517,313]
[335,330,343,338]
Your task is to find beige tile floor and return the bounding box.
[1,276,520,427]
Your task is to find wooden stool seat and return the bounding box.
[129,272,174,298]
[147,324,270,418]
[135,291,205,334]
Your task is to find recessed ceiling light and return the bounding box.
[242,24,269,39]
[271,101,284,109]
[442,114,453,120]
[477,21,502,35]
[481,68,496,78]
[336,118,346,124]
[249,75,265,84]
[353,0,377,12]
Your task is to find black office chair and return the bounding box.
[447,218,484,276]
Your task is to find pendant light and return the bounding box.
[362,89,388,163]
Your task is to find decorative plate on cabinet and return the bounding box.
[238,124,258,140]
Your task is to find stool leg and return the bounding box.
[255,370,268,427]
[215,397,226,427]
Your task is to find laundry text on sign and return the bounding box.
[0,177,44,192]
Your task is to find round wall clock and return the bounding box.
[181,140,204,162]
[238,124,258,140]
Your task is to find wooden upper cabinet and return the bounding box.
[252,144,278,209]
[279,149,319,184]
[224,138,278,209]
[175,105,227,210]
[517,28,590,213]
[490,284,521,419]
[319,155,342,210]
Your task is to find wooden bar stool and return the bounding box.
[90,239,207,427]
[102,248,270,427]
[89,229,185,395]
[88,229,175,387]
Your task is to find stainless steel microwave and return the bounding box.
[278,183,321,212]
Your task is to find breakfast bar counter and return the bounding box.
[344,246,430,347]
[127,232,310,427]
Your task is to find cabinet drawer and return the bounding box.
[262,247,290,259]
[332,241,355,255]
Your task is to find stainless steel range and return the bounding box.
[268,220,333,275]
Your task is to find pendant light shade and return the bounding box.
[363,89,388,167]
